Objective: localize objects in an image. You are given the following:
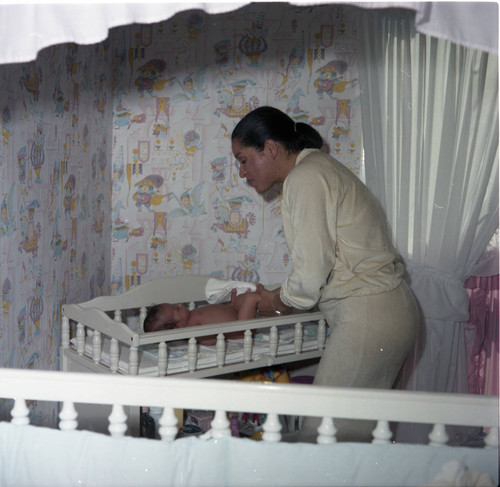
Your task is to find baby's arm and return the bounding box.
[231,289,261,320]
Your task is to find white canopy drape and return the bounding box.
[0,2,497,65]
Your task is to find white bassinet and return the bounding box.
[61,275,327,379]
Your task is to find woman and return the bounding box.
[232,106,419,441]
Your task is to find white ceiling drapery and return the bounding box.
[0,2,497,65]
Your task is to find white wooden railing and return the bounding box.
[1,368,498,447]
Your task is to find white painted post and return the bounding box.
[108,404,127,437]
[11,398,30,425]
[317,417,336,444]
[262,413,282,442]
[59,401,78,431]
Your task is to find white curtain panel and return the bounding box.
[357,8,499,402]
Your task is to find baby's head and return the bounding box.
[143,303,189,333]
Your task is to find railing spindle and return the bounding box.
[92,330,102,363]
[157,342,167,376]
[216,334,226,367]
[243,329,253,362]
[429,423,448,446]
[211,410,230,438]
[11,398,30,425]
[372,420,392,444]
[76,322,85,355]
[59,401,78,430]
[188,337,198,372]
[294,322,303,354]
[317,417,336,444]
[110,337,119,373]
[159,407,178,441]
[262,413,282,442]
[108,404,127,437]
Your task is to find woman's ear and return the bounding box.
[264,139,279,159]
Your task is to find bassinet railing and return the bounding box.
[1,368,498,447]
[62,304,327,377]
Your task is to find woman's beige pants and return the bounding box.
[298,280,419,442]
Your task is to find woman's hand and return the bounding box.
[255,283,279,317]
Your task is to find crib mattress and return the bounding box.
[70,322,325,375]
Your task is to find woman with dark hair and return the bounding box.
[232,106,419,442]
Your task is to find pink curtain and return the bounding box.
[465,275,499,396]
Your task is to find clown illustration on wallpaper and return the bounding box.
[133,174,167,209]
[135,59,167,94]
[314,59,355,98]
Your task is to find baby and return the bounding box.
[143,289,262,345]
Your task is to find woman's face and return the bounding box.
[232,138,279,194]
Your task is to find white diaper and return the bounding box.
[205,278,257,304]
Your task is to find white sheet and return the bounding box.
[0,422,496,487]
[71,322,325,375]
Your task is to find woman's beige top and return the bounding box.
[280,148,404,309]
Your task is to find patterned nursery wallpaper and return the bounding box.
[0,42,113,422]
[0,2,362,424]
[109,3,363,294]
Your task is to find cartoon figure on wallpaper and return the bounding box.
[2,278,12,317]
[285,88,308,120]
[96,145,108,180]
[65,44,79,77]
[1,105,11,144]
[184,130,201,155]
[232,106,419,442]
[30,138,45,184]
[17,146,28,184]
[50,209,67,259]
[53,81,67,116]
[135,59,168,94]
[231,247,260,283]
[143,289,261,346]
[133,174,167,210]
[17,306,26,343]
[210,157,228,185]
[314,60,354,98]
[214,39,230,66]
[181,244,199,271]
[19,64,42,101]
[166,182,205,218]
[211,196,255,238]
[92,193,105,236]
[0,186,15,237]
[29,274,43,336]
[239,21,268,67]
[63,175,77,214]
[216,79,257,118]
[19,200,41,257]
[169,68,208,102]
